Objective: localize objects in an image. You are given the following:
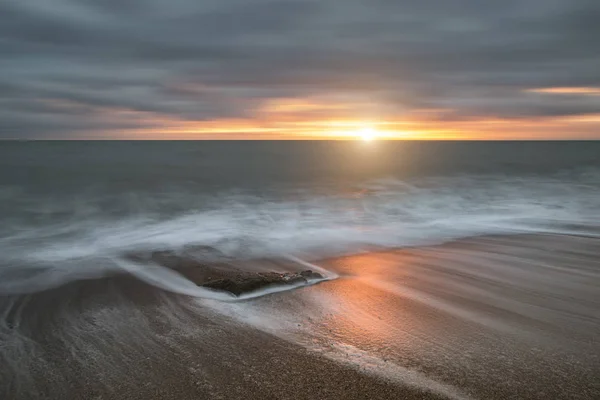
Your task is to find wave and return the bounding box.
[1,171,599,295]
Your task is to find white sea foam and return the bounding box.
[0,173,599,294]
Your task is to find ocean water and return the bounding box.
[1,140,600,295]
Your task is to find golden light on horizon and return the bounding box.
[54,95,600,140]
[526,87,600,95]
[359,126,377,141]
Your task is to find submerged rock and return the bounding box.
[124,249,324,296]
[125,250,198,269]
[202,270,324,296]
[125,246,229,269]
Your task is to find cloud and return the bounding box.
[0,0,599,138]
[526,87,600,95]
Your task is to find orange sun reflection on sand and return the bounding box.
[314,251,430,351]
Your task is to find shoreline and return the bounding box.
[1,233,599,399]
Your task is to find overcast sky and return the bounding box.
[1,0,599,139]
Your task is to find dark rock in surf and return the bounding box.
[123,249,324,296]
[202,270,324,296]
[299,270,322,280]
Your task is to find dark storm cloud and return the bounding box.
[1,0,599,138]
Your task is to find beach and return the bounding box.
[2,233,599,399]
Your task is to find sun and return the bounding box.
[358,127,377,141]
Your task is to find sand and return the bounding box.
[1,234,599,399]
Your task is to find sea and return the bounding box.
[1,141,599,294]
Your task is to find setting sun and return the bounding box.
[359,127,377,141]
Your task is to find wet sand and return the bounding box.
[0,283,444,400]
[1,234,599,399]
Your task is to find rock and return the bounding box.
[202,270,323,296]
[300,270,323,280]
[123,249,324,296]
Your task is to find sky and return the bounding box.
[1,0,599,140]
